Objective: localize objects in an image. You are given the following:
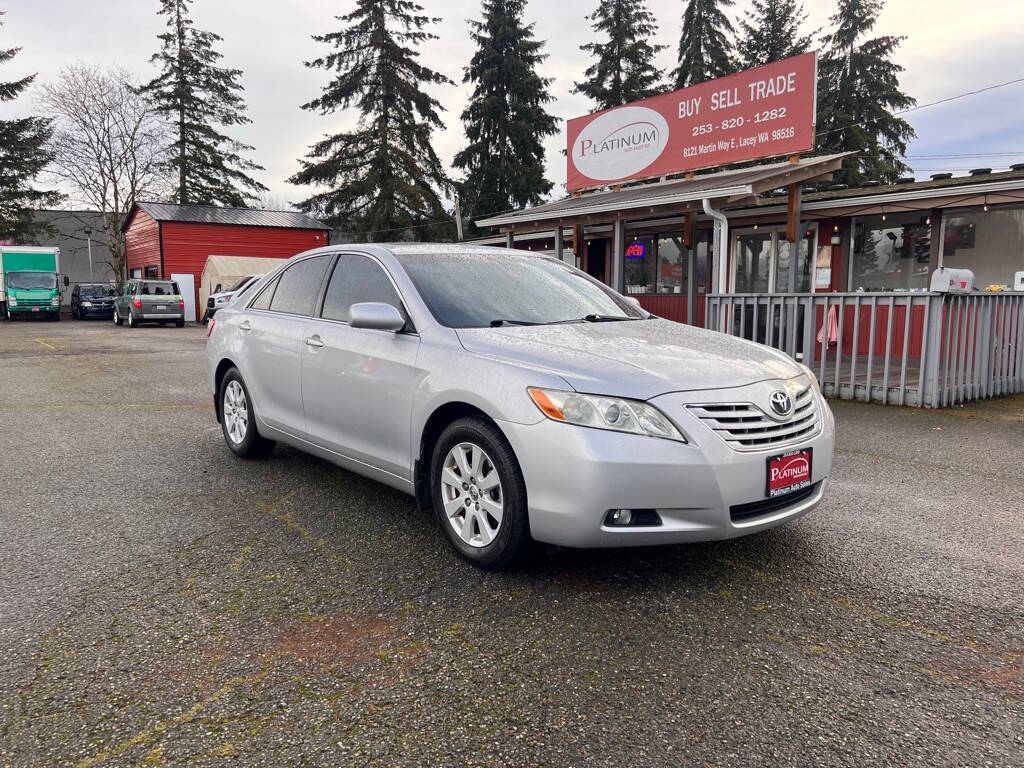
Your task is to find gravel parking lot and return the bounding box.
[0,320,1021,767]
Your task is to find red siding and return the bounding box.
[637,295,708,328]
[125,209,161,276]
[159,221,326,316]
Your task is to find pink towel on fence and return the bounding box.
[817,304,839,346]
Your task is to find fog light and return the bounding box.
[607,509,633,526]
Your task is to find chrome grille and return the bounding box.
[687,387,819,451]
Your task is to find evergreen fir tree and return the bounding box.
[574,0,665,110]
[0,11,62,241]
[737,0,813,69]
[454,0,558,225]
[673,0,736,88]
[139,0,266,207]
[291,0,453,241]
[816,0,915,184]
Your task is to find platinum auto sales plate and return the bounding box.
[766,448,812,498]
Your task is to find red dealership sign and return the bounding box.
[566,52,817,192]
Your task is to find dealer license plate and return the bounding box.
[766,449,812,498]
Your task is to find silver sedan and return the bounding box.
[206,245,835,569]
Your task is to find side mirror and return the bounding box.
[63,275,70,287]
[622,296,641,308]
[348,302,405,332]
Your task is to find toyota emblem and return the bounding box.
[769,391,793,417]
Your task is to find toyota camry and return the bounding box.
[206,245,834,569]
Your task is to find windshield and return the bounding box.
[140,281,179,296]
[7,272,57,290]
[393,252,644,329]
[225,276,254,293]
[80,284,114,298]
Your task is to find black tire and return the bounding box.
[219,367,275,459]
[113,306,123,326]
[430,417,530,570]
[175,319,185,328]
[72,306,78,320]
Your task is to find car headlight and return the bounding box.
[51,298,60,306]
[797,363,822,395]
[81,301,93,307]
[528,387,686,442]
[8,297,16,306]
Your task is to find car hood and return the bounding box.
[456,318,803,400]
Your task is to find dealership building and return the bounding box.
[475,54,1024,408]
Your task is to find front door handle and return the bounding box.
[239,320,251,331]
[304,335,324,348]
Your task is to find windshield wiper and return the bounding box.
[489,319,540,327]
[548,314,638,325]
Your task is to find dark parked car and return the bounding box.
[113,279,185,328]
[71,283,116,320]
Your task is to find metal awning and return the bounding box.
[477,153,851,231]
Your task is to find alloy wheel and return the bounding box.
[440,442,504,548]
[223,380,248,445]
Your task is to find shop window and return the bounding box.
[144,265,159,279]
[850,213,930,291]
[624,237,656,294]
[656,236,684,294]
[941,205,1024,289]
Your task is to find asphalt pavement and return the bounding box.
[0,319,1021,767]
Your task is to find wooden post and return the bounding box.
[785,183,802,243]
[574,223,585,272]
[554,225,565,263]
[612,219,625,293]
[683,211,695,249]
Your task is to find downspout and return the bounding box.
[702,198,729,295]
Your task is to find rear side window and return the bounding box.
[249,275,279,311]
[321,254,403,323]
[268,256,330,316]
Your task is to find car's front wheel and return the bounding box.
[219,368,275,458]
[430,417,530,570]
[113,307,122,325]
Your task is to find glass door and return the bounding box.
[775,228,815,293]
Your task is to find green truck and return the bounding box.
[0,246,66,321]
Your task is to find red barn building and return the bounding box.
[122,202,329,321]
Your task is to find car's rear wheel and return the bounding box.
[430,417,530,570]
[175,319,185,328]
[220,368,275,459]
[127,311,136,328]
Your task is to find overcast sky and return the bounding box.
[2,0,1023,209]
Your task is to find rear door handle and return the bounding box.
[304,335,324,348]
[239,320,251,331]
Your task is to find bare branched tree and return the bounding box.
[38,64,173,279]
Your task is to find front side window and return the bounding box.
[851,213,930,291]
[394,251,643,328]
[321,254,403,323]
[269,256,330,316]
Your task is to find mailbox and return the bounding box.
[930,267,974,294]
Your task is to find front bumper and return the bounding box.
[9,305,59,316]
[498,388,835,548]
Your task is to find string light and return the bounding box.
[983,194,989,212]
